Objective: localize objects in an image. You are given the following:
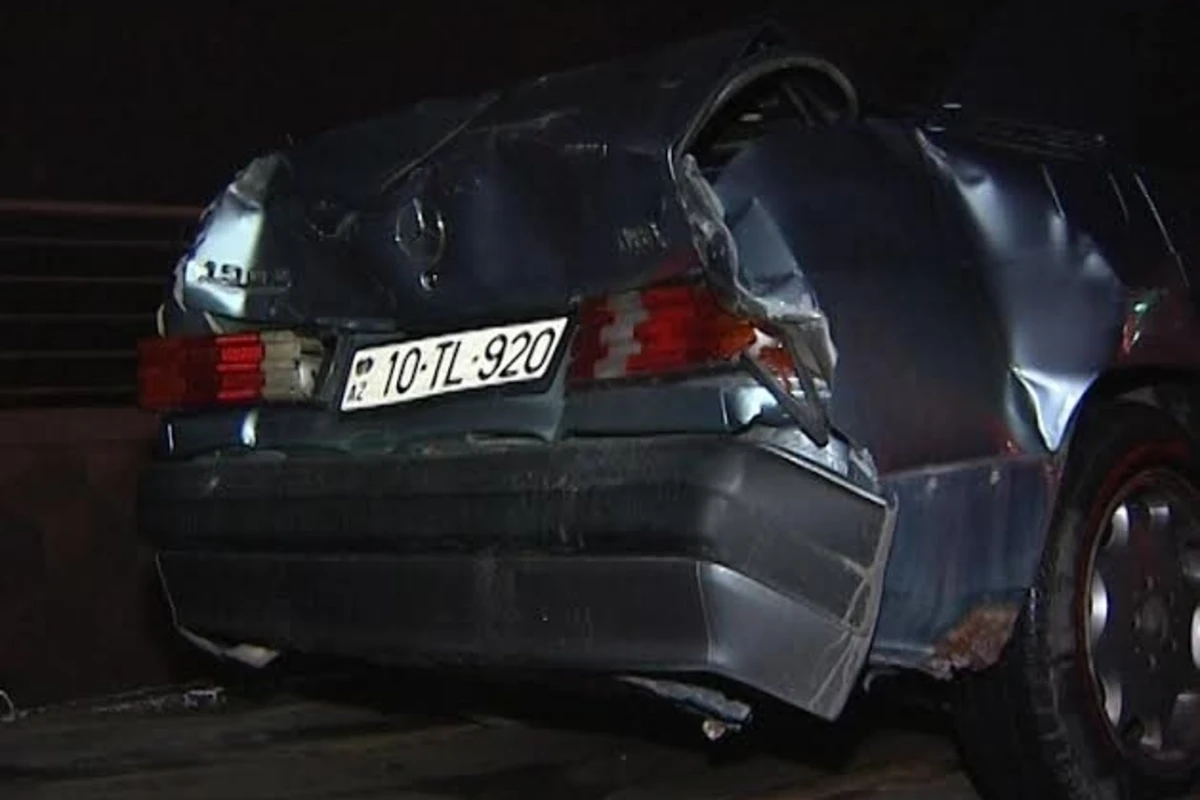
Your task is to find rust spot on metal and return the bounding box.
[929,603,1020,674]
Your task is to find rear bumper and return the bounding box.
[142,436,894,720]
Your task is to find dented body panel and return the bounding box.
[169,28,801,335]
[144,18,1200,717]
[694,96,1200,671]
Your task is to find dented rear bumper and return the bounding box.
[142,436,894,720]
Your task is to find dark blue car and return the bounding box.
[138,4,1200,798]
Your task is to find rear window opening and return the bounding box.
[688,64,857,177]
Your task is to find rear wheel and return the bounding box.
[956,401,1200,800]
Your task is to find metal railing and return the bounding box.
[0,199,200,408]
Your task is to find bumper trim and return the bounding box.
[159,553,877,720]
[145,436,894,720]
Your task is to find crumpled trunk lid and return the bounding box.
[170,26,785,333]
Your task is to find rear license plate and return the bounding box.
[340,317,569,411]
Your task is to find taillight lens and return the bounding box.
[569,282,796,384]
[138,331,323,412]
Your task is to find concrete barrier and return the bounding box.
[0,408,203,709]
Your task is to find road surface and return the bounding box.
[0,668,978,799]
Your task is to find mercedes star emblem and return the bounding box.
[394,197,447,271]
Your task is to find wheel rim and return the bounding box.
[1084,467,1200,772]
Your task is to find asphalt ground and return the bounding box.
[0,666,979,800]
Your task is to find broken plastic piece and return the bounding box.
[702,718,730,741]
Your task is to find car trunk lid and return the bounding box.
[170,25,789,333]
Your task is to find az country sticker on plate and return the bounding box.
[341,317,569,411]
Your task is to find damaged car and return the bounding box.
[139,6,1200,800]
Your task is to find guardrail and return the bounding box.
[0,199,200,408]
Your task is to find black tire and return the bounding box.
[955,400,1200,800]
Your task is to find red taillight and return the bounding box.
[569,283,796,384]
[137,331,323,412]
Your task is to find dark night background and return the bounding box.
[1,1,1000,205]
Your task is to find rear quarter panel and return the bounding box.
[711,115,1200,672]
